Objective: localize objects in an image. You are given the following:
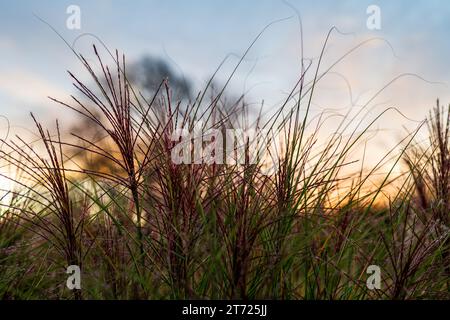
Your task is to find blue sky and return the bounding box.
[0,0,449,150]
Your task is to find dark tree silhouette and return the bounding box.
[128,55,191,100]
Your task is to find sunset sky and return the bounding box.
[1,1,449,303]
[0,0,449,155]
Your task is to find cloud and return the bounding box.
[0,69,69,110]
[0,36,16,51]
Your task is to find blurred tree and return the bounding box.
[128,55,191,100]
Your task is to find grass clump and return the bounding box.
[0,32,448,300]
